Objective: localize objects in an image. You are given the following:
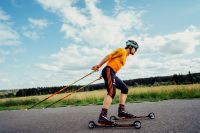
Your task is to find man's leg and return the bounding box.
[119,93,127,105]
[102,95,113,109]
[115,76,134,118]
[118,93,128,116]
[115,76,128,107]
[98,67,116,124]
[99,95,112,122]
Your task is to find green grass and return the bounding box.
[0,84,200,111]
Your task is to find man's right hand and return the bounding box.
[91,65,100,71]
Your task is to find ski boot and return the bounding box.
[118,110,134,119]
[98,114,115,125]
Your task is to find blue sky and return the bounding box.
[0,0,200,90]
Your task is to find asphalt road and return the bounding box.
[0,99,200,133]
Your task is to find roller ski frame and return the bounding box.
[88,120,141,129]
[110,112,155,121]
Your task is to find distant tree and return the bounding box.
[187,71,194,83]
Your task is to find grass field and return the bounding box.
[0,84,200,111]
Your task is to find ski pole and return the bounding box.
[27,70,97,110]
[45,76,102,108]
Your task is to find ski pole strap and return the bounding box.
[45,77,101,108]
[27,70,97,110]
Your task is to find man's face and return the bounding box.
[130,48,136,55]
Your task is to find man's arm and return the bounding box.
[91,54,111,71]
[91,48,122,71]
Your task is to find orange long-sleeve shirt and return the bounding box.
[106,48,128,73]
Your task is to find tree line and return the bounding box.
[15,72,200,97]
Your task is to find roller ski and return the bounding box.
[110,105,155,121]
[88,111,141,129]
[88,120,141,129]
[110,112,155,121]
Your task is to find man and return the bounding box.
[91,40,139,124]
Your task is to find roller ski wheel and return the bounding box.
[148,112,155,119]
[110,116,117,121]
[88,120,141,129]
[133,121,141,129]
[88,121,96,129]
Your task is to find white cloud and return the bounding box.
[37,0,144,48]
[28,18,48,29]
[37,0,74,11]
[0,24,20,45]
[22,18,49,40]
[60,24,80,41]
[118,56,200,81]
[114,0,125,13]
[0,8,10,21]
[36,44,111,72]
[0,48,24,64]
[22,30,40,40]
[139,25,200,56]
[37,0,88,26]
[0,9,20,46]
[35,44,113,85]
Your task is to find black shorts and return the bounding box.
[101,66,128,98]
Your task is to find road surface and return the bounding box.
[0,99,200,133]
